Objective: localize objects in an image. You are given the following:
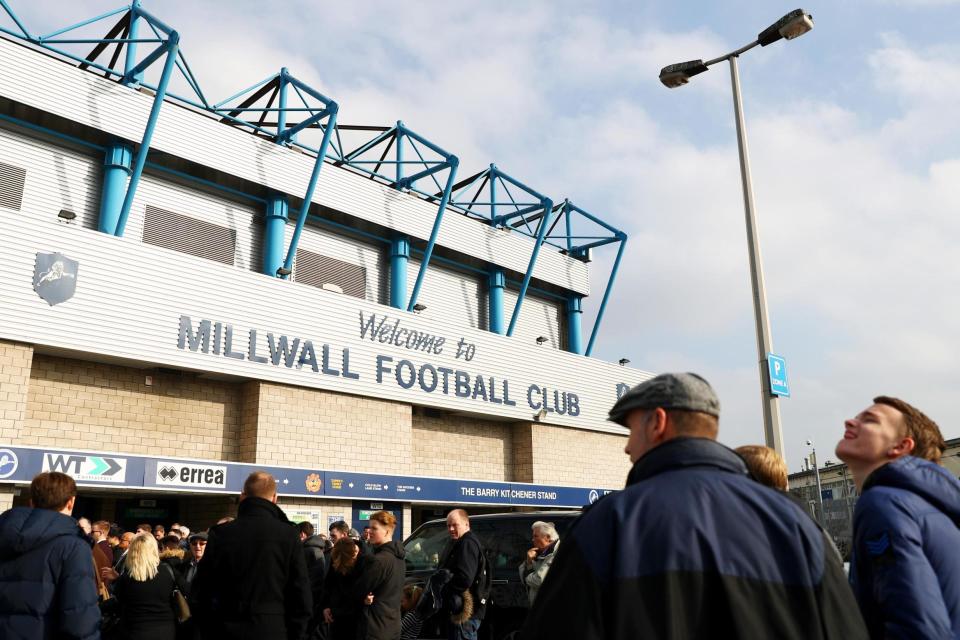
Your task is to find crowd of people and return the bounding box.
[0,371,957,639]
[0,468,489,640]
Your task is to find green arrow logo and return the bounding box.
[87,457,108,475]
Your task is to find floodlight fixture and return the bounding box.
[535,336,548,345]
[57,209,77,221]
[412,303,427,313]
[659,60,709,88]
[618,358,630,367]
[759,9,814,46]
[276,267,292,277]
[533,408,548,421]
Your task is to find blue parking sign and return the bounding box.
[767,354,790,397]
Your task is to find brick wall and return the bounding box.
[0,340,32,441]
[22,355,242,460]
[251,383,412,474]
[522,422,630,489]
[412,413,514,481]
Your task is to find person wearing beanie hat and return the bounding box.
[522,373,868,640]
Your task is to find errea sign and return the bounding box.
[154,461,226,489]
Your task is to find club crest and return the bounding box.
[33,252,79,306]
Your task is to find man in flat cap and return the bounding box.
[522,373,867,640]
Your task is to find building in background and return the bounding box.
[0,4,639,538]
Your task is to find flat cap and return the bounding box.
[188,531,208,542]
[608,372,720,426]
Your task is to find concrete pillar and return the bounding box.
[0,340,33,443]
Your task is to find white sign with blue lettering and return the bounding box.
[0,212,652,435]
[767,354,790,398]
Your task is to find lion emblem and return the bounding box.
[305,473,322,493]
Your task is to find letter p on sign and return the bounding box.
[767,354,790,398]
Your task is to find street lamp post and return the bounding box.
[659,9,813,459]
[807,439,825,524]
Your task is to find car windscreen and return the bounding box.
[404,516,576,573]
[404,522,451,571]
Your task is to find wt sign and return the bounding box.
[42,453,126,483]
[767,354,790,398]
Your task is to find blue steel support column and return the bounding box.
[263,194,288,276]
[113,35,180,236]
[566,295,583,354]
[488,268,505,334]
[277,68,288,139]
[97,142,132,234]
[395,121,404,184]
[281,105,339,276]
[506,199,554,336]
[407,157,459,311]
[389,236,410,308]
[585,235,627,357]
[123,1,143,85]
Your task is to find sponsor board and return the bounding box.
[4,444,615,508]
[154,461,227,489]
[42,452,126,483]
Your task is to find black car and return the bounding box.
[403,511,580,640]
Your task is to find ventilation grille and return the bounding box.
[142,205,236,265]
[0,161,26,211]
[294,248,366,299]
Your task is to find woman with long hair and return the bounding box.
[321,537,363,640]
[112,532,188,640]
[354,511,406,640]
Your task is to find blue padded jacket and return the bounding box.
[0,506,100,640]
[522,437,867,640]
[850,456,960,639]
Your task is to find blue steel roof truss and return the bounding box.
[0,0,627,355]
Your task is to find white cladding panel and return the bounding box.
[287,223,385,305]
[0,37,590,295]
[406,260,484,330]
[0,125,100,229]
[0,211,646,435]
[504,289,564,350]
[123,173,262,272]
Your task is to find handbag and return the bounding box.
[161,563,191,623]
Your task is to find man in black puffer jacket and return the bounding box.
[192,471,311,640]
[0,471,100,639]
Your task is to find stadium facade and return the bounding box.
[0,4,647,537]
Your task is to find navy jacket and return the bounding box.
[522,438,867,640]
[0,506,100,640]
[850,456,960,639]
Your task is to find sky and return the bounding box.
[10,1,960,471]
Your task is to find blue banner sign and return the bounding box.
[0,445,614,509]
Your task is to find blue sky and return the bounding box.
[11,1,960,471]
